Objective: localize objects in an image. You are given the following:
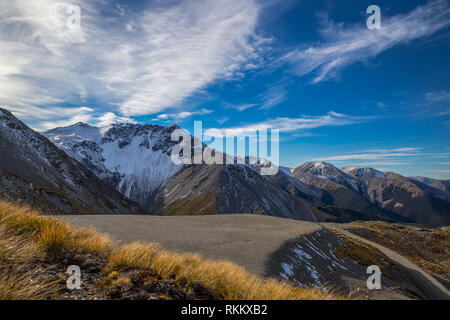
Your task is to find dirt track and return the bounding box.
[56,214,321,276]
[322,223,450,300]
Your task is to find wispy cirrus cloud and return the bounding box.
[284,0,450,83]
[320,153,422,161]
[425,169,450,173]
[0,0,266,127]
[407,90,450,119]
[350,161,411,166]
[425,90,450,102]
[224,85,288,112]
[258,86,288,110]
[115,0,268,116]
[223,111,373,134]
[362,147,421,153]
[319,147,423,161]
[225,103,257,112]
[154,108,213,122]
[4,105,94,131]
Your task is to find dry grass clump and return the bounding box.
[345,222,450,280]
[0,225,59,299]
[0,199,339,300]
[0,201,114,261]
[106,242,334,300]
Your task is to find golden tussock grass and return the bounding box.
[106,242,337,299]
[0,225,60,299]
[0,199,340,300]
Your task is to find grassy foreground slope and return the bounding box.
[0,199,339,300]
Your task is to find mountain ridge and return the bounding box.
[26,115,448,226]
[0,108,144,215]
[289,162,450,226]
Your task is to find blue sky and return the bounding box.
[1,0,450,178]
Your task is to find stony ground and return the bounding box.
[49,248,199,300]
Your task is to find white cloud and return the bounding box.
[95,112,136,127]
[116,4,127,17]
[224,111,373,134]
[354,162,410,166]
[430,152,450,158]
[321,153,421,161]
[155,108,213,122]
[224,85,291,112]
[0,0,266,126]
[425,90,450,102]
[226,103,257,112]
[115,0,267,116]
[259,86,288,110]
[5,104,134,131]
[216,117,229,125]
[362,147,421,153]
[284,0,450,83]
[319,147,423,161]
[5,105,94,130]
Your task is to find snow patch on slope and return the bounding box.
[342,166,385,179]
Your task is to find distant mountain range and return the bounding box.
[285,162,450,226]
[0,108,448,226]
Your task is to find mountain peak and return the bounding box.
[296,161,341,176]
[303,161,335,168]
[73,121,92,127]
[48,121,96,132]
[0,108,143,214]
[45,121,102,144]
[43,119,184,208]
[0,108,22,124]
[292,161,361,192]
[0,108,12,116]
[341,166,385,179]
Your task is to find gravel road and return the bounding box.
[56,214,321,276]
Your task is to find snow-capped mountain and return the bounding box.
[40,117,449,226]
[44,122,183,208]
[409,176,450,194]
[290,162,450,226]
[293,162,360,192]
[341,166,385,179]
[0,109,143,215]
[44,121,316,220]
